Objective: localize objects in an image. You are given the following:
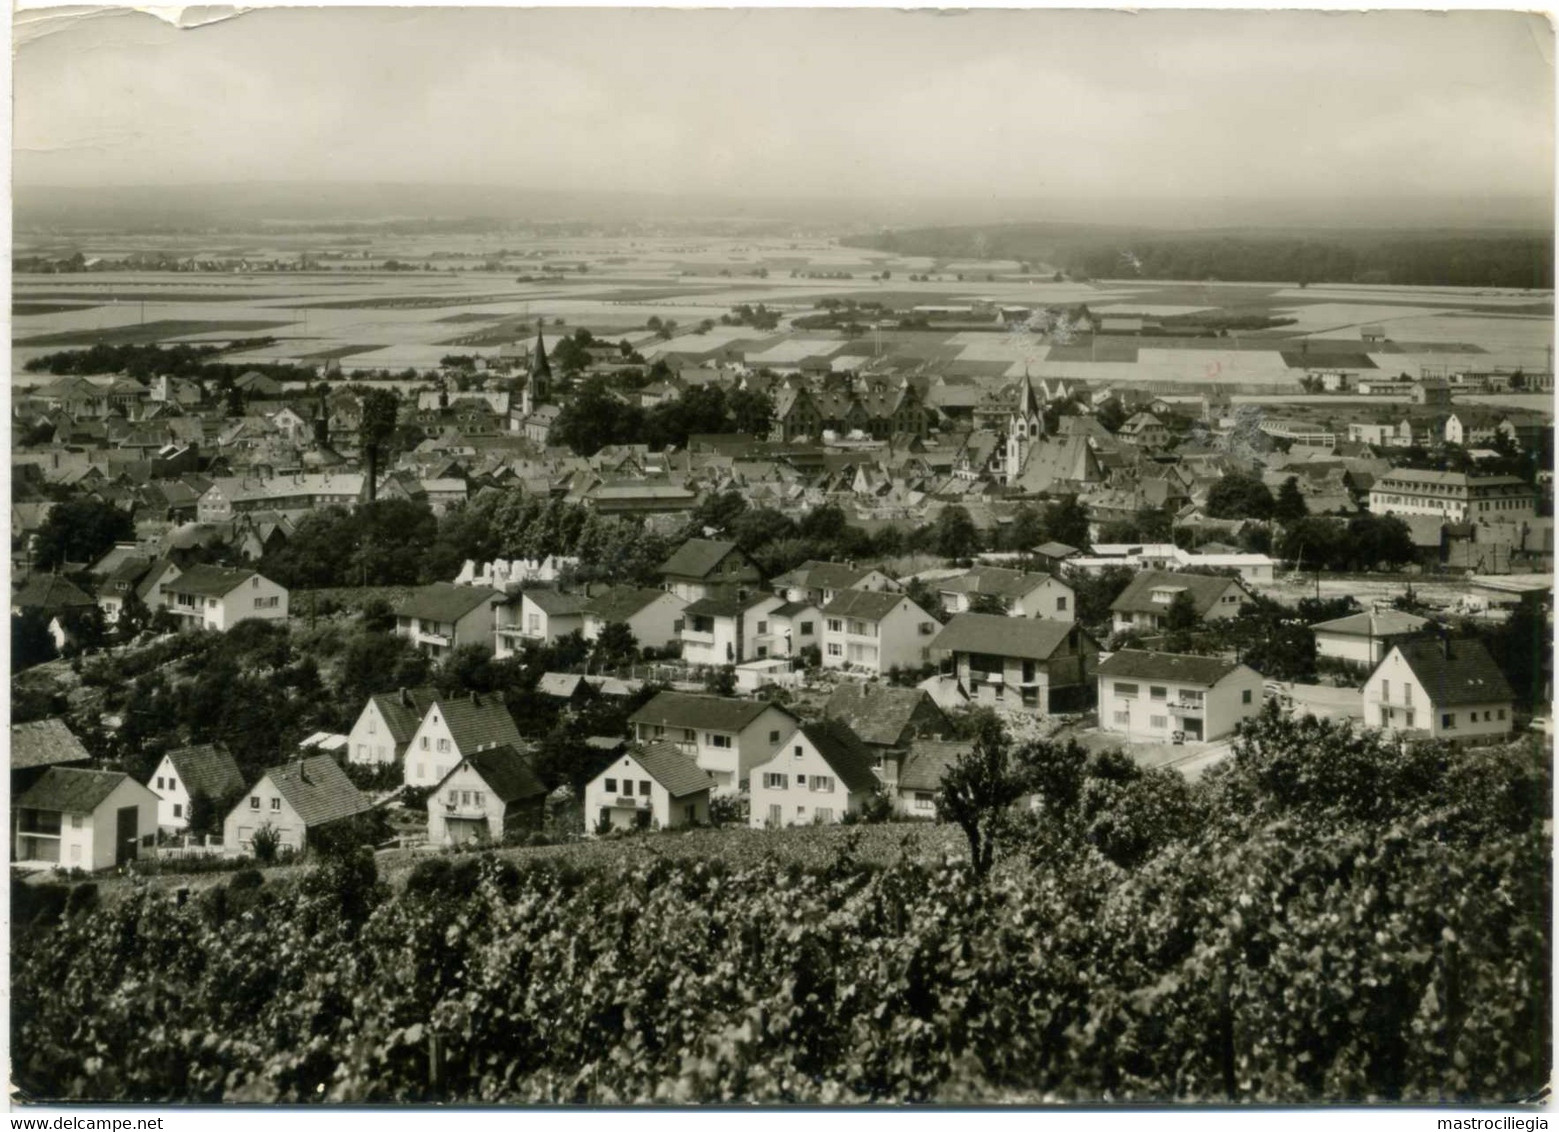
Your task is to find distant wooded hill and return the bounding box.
[845,223,1555,289]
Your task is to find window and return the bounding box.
[827,619,842,633]
[1381,679,1390,702]
[812,775,835,793]
[1021,687,1039,708]
[173,803,183,819]
[796,806,807,820]
[528,614,540,632]
[639,780,651,797]
[827,643,842,657]
[756,620,768,635]
[1056,596,1067,612]
[800,621,814,636]
[769,730,780,744]
[1405,711,1416,728]
[1149,686,1166,701]
[1499,709,1507,720]
[768,804,782,825]
[1442,713,1455,729]
[914,792,935,810]
[796,774,806,786]
[708,734,732,749]
[70,844,81,864]
[1404,684,1413,706]
[763,773,789,789]
[168,778,177,792]
[368,718,376,735]
[1242,689,1253,704]
[437,738,451,753]
[793,745,804,760]
[1113,710,1130,725]
[71,814,83,829]
[474,792,484,806]
[816,808,834,823]
[1150,715,1168,730]
[1115,682,1139,699]
[271,798,281,812]
[254,596,279,610]
[421,736,430,750]
[918,622,936,636]
[250,796,261,810]
[605,777,618,794]
[156,776,165,789]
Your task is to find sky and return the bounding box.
[11,6,1556,213]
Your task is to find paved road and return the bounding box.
[1271,681,1365,723]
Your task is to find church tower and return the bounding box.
[1003,371,1045,484]
[520,327,552,418]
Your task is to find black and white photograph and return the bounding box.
[7,3,1554,1108]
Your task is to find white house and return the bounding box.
[1109,570,1251,635]
[748,724,882,829]
[820,590,942,675]
[580,586,687,651]
[584,741,715,834]
[425,745,548,846]
[161,565,289,631]
[935,565,1076,621]
[14,768,160,872]
[1311,608,1431,666]
[628,690,799,792]
[402,693,525,790]
[345,686,440,767]
[494,589,587,657]
[658,538,763,603]
[393,583,504,662]
[1363,637,1515,741]
[147,743,245,832]
[223,756,372,856]
[1368,469,1537,524]
[1095,650,1264,743]
[769,559,900,607]
[880,738,971,818]
[679,593,785,666]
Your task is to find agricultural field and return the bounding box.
[12,234,1554,390]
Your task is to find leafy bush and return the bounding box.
[250,824,282,864]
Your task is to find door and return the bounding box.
[1182,718,1204,741]
[115,805,140,866]
[446,818,487,846]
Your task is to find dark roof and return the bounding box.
[660,538,746,579]
[632,741,717,798]
[1110,570,1244,617]
[262,756,372,827]
[630,690,793,733]
[11,718,92,770]
[1389,637,1515,707]
[820,589,911,620]
[682,592,774,618]
[165,564,263,598]
[938,566,1056,600]
[449,745,548,804]
[162,743,244,799]
[772,559,873,591]
[523,589,588,616]
[368,686,441,746]
[772,600,817,618]
[395,582,502,623]
[898,739,972,793]
[12,574,94,610]
[800,723,880,794]
[1035,541,1080,558]
[1095,649,1243,687]
[823,683,943,747]
[434,694,524,754]
[583,586,669,623]
[932,613,1082,661]
[17,767,141,813]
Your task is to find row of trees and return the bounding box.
[552,379,774,456]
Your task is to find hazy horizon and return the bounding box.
[14,7,1555,227]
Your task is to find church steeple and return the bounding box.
[520,327,551,418]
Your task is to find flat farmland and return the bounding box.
[11,241,1553,386]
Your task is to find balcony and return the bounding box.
[1168,698,1205,715]
[415,629,452,647]
[680,628,715,645]
[612,795,650,810]
[442,802,488,820]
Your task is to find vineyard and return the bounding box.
[11,713,1550,1105]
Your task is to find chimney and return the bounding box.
[298,760,312,785]
[470,691,480,707]
[400,687,412,709]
